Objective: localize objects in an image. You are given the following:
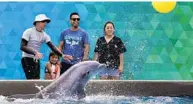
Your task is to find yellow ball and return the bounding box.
[152,1,176,13]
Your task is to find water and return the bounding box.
[1,95,193,104]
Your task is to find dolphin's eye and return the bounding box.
[82,71,90,78]
[87,71,90,74]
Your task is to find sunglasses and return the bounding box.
[71,18,80,21]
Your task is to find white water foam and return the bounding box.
[0,94,192,104]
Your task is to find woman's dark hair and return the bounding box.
[104,21,115,32]
[49,52,59,60]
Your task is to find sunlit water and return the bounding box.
[1,95,193,104]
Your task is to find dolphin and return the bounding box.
[35,61,106,99]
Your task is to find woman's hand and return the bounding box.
[118,65,123,74]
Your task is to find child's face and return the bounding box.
[50,55,59,64]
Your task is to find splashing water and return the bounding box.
[2,95,193,104]
[35,84,48,99]
[35,84,49,99]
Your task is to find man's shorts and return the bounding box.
[99,68,120,77]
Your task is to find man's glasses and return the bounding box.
[71,18,80,21]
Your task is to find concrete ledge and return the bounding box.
[0,80,193,96]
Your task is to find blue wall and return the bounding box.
[1,2,193,80]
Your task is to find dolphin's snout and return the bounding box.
[97,64,106,69]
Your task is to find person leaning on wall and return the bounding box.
[20,14,72,80]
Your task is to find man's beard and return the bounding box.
[73,25,78,28]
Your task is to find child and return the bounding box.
[45,52,61,80]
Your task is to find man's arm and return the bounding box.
[20,39,37,55]
[47,41,73,61]
[82,31,90,61]
[20,29,37,55]
[20,39,43,59]
[82,44,89,61]
[58,41,64,52]
[46,41,63,57]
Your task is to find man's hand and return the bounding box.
[34,52,43,60]
[62,54,73,62]
[82,57,88,61]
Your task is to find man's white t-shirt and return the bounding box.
[22,27,51,58]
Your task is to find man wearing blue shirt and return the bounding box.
[58,12,90,75]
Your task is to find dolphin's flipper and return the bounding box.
[76,89,86,99]
[72,84,86,99]
[71,78,87,99]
